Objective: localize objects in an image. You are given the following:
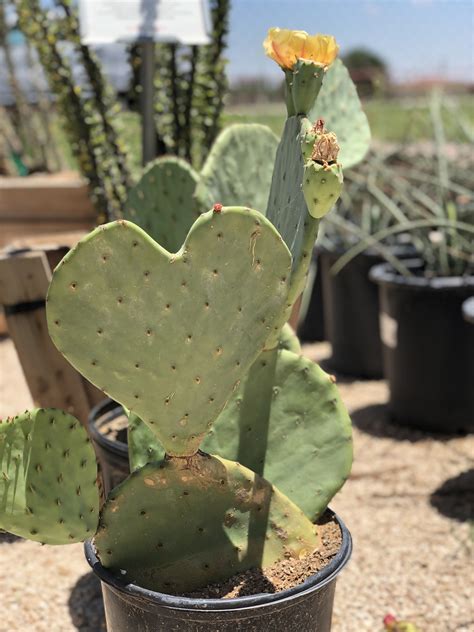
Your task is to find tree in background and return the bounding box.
[343,48,389,98]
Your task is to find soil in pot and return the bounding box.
[371,261,474,432]
[185,512,341,599]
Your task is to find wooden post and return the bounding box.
[0,240,103,423]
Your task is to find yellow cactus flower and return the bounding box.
[263,27,339,70]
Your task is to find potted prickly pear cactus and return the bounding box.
[1,29,356,631]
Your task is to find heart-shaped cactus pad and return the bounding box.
[47,208,292,456]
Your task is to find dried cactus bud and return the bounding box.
[314,118,325,134]
[310,119,340,164]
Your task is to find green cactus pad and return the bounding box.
[266,116,314,268]
[94,453,318,593]
[128,410,164,471]
[308,59,371,169]
[127,324,302,473]
[278,323,301,354]
[196,124,279,214]
[264,116,319,346]
[303,162,344,219]
[47,210,292,456]
[290,60,325,115]
[204,349,353,521]
[124,157,201,252]
[0,409,100,544]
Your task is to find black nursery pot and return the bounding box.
[370,261,474,432]
[298,250,325,342]
[88,399,129,494]
[320,248,386,378]
[85,511,351,632]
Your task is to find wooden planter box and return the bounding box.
[0,233,103,424]
[0,171,96,248]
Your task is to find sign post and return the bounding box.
[140,39,156,165]
[78,0,210,165]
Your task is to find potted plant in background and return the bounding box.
[356,93,474,432]
[0,28,356,631]
[369,211,473,433]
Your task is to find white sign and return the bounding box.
[79,0,211,45]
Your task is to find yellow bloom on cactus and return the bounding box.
[263,28,339,70]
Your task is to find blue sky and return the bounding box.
[227,0,474,83]
[13,0,474,86]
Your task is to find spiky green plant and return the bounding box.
[126,0,230,168]
[0,28,364,596]
[0,0,55,172]
[13,0,130,221]
[53,0,133,193]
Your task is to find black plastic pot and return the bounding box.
[320,248,387,378]
[370,261,474,432]
[85,511,351,632]
[298,251,325,342]
[88,399,129,494]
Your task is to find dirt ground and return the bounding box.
[0,336,472,632]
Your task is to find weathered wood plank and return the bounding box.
[0,248,102,423]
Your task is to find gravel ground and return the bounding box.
[0,336,472,632]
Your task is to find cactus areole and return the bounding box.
[0,27,368,613]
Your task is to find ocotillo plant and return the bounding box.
[127,0,230,168]
[0,0,54,172]
[53,0,133,193]
[13,0,130,221]
[0,29,358,595]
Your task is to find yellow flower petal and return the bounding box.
[263,28,308,70]
[263,28,339,70]
[304,34,339,66]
